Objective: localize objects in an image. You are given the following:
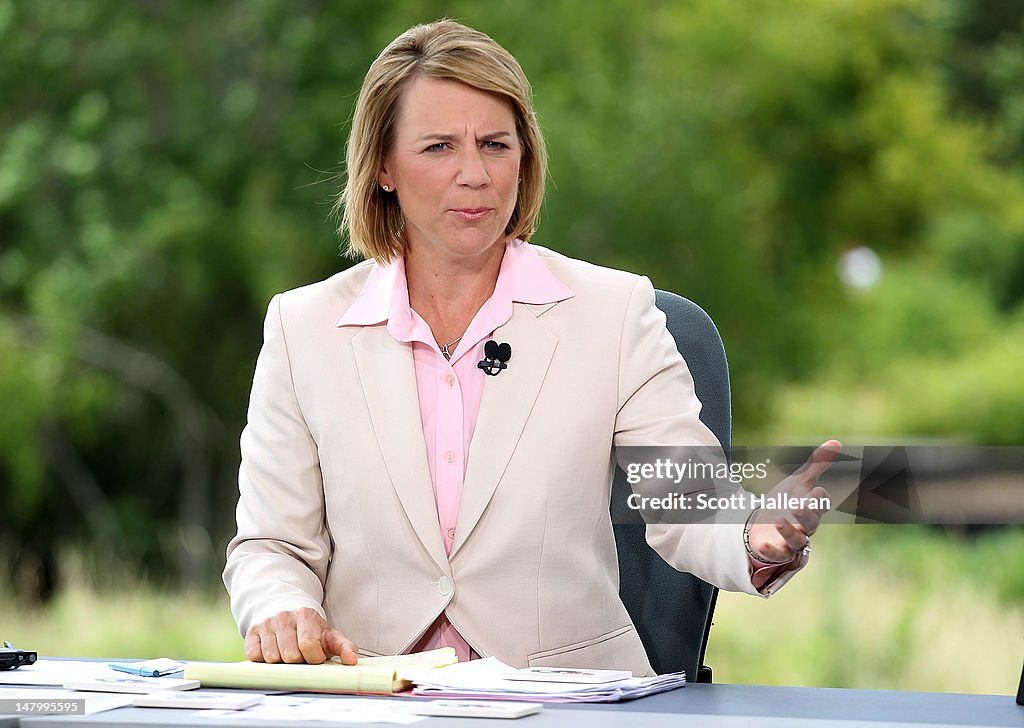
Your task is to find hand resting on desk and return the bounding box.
[244,607,359,665]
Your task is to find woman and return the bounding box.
[223,19,839,675]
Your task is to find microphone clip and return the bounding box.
[477,340,512,377]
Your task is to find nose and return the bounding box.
[455,147,490,189]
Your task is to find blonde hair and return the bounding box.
[335,19,547,263]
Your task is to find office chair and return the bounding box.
[612,290,731,681]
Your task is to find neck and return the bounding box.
[405,241,506,345]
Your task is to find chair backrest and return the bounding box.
[612,289,732,680]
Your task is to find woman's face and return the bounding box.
[380,76,522,264]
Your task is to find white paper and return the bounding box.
[201,695,426,724]
[0,688,133,716]
[133,690,264,710]
[410,699,543,718]
[0,660,114,687]
[408,657,685,702]
[504,666,632,684]
[64,675,200,693]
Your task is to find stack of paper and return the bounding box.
[408,657,685,703]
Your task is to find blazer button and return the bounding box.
[437,576,453,597]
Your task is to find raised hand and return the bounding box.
[745,440,841,564]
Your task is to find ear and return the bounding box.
[377,165,393,191]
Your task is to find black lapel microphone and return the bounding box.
[477,340,512,376]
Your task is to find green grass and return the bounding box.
[2,560,243,662]
[2,527,1021,695]
[709,525,1024,695]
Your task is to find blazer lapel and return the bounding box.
[450,302,559,558]
[351,327,449,572]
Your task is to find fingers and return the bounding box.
[258,628,283,664]
[245,618,283,663]
[747,520,797,563]
[776,518,811,552]
[244,609,346,665]
[789,441,842,498]
[801,440,842,481]
[750,499,823,560]
[789,506,820,537]
[272,611,305,664]
[244,626,264,662]
[750,443,838,563]
[322,629,359,665]
[806,485,831,516]
[295,609,329,665]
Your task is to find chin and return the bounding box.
[448,230,505,254]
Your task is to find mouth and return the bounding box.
[450,208,493,221]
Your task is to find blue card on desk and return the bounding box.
[109,658,184,677]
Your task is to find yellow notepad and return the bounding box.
[184,647,457,695]
[358,648,458,672]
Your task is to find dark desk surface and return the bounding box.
[3,681,1023,728]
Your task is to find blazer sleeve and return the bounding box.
[223,294,332,634]
[613,275,770,597]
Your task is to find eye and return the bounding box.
[482,140,509,150]
[424,142,449,152]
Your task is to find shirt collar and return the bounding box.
[335,240,574,334]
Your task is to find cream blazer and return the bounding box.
[223,246,762,676]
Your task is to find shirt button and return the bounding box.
[445,374,456,387]
[444,450,455,464]
[437,576,453,597]
[446,527,456,540]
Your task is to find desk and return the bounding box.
[3,682,1022,727]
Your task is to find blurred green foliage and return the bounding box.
[711,525,1024,694]
[1,0,1023,594]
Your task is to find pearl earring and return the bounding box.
[382,184,390,192]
